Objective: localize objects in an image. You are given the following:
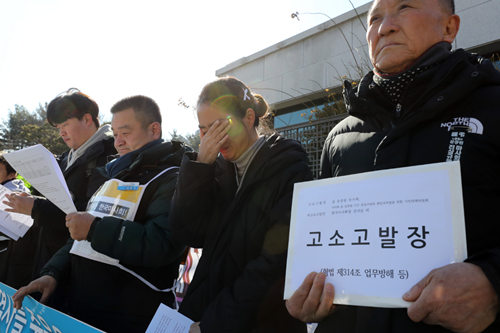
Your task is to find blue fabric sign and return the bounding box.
[0,282,103,333]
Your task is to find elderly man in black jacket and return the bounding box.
[12,95,188,333]
[286,0,500,332]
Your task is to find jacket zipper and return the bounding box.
[397,60,464,120]
[396,104,402,118]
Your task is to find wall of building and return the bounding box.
[216,0,500,111]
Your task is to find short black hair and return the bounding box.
[439,0,455,14]
[368,0,455,17]
[110,95,162,130]
[0,153,16,176]
[47,88,100,127]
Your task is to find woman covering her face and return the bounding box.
[170,77,312,333]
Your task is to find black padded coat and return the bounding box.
[317,49,500,332]
[170,134,312,333]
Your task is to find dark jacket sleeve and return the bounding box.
[170,152,218,248]
[320,133,334,179]
[466,248,500,297]
[89,172,186,268]
[199,162,311,332]
[40,238,74,281]
[31,197,67,228]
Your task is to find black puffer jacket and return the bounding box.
[0,132,116,289]
[42,140,188,333]
[171,134,312,333]
[317,49,500,332]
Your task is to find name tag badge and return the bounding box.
[117,182,139,191]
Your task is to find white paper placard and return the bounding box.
[284,162,467,308]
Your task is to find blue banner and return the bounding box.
[0,282,103,333]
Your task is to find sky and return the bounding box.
[0,0,371,138]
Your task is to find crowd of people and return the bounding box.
[0,0,499,332]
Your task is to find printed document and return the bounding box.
[285,162,467,308]
[4,144,76,214]
[146,303,194,333]
[0,185,34,240]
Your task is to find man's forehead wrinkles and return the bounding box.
[369,0,412,16]
[112,124,133,131]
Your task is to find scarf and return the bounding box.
[373,42,452,104]
[232,136,266,192]
[105,139,163,178]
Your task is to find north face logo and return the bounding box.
[441,117,483,134]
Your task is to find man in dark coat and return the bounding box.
[1,88,116,290]
[286,0,500,332]
[13,95,188,333]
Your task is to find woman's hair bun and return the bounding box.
[197,76,272,129]
[253,93,269,118]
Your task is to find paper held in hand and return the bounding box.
[284,162,467,308]
[146,303,194,333]
[0,185,34,240]
[4,144,77,215]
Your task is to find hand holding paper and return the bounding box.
[0,186,34,240]
[4,192,35,216]
[404,262,498,332]
[66,212,95,241]
[285,272,335,323]
[284,162,467,308]
[145,303,194,333]
[189,322,201,333]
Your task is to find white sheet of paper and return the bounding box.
[0,185,34,240]
[284,162,467,308]
[4,145,76,214]
[0,224,20,241]
[145,303,194,333]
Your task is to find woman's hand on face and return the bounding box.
[196,119,231,164]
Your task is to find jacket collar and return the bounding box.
[345,49,500,123]
[62,136,115,176]
[343,49,500,170]
[107,140,189,180]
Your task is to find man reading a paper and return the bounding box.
[286,0,500,332]
[13,95,189,333]
[1,88,116,291]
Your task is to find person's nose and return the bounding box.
[114,134,124,147]
[378,14,400,37]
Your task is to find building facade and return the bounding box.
[216,0,500,177]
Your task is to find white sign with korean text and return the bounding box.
[284,162,467,308]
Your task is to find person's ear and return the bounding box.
[84,113,93,127]
[442,14,460,44]
[7,172,16,181]
[244,108,256,128]
[150,122,161,140]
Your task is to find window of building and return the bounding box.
[274,104,327,128]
